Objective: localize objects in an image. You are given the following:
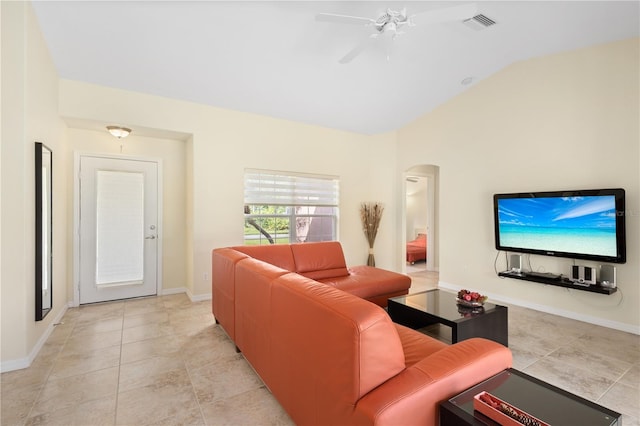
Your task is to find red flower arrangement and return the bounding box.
[456,289,488,306]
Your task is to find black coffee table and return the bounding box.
[440,368,621,425]
[388,289,508,346]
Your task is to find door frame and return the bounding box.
[402,168,437,273]
[73,152,163,307]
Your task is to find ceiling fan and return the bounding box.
[316,3,478,64]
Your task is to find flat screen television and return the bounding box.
[493,188,626,264]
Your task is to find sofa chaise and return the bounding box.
[211,242,512,425]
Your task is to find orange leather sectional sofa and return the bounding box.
[211,241,512,425]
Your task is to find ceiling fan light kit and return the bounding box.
[373,8,413,35]
[106,126,132,139]
[316,3,479,64]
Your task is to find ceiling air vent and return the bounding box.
[463,14,497,31]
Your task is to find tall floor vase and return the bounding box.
[360,202,384,267]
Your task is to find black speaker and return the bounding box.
[584,267,593,282]
[572,265,580,280]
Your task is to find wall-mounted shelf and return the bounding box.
[498,271,617,295]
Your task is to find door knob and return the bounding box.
[145,235,156,240]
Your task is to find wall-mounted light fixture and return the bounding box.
[106,126,132,139]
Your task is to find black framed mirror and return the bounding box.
[35,142,52,321]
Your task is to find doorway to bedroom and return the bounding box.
[404,165,438,274]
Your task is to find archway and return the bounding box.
[404,165,439,272]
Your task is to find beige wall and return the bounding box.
[65,128,188,297]
[58,81,399,298]
[397,38,640,333]
[1,1,68,368]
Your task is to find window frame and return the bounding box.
[243,169,339,245]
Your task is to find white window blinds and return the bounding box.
[244,169,339,207]
[95,170,145,286]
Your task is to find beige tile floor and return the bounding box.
[1,273,638,425]
[411,270,640,426]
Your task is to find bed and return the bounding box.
[406,233,427,264]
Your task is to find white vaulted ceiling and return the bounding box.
[31,1,639,134]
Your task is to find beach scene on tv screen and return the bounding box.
[498,196,617,256]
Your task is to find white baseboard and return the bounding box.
[160,287,188,296]
[0,355,31,373]
[0,303,69,373]
[160,287,210,302]
[438,281,640,335]
[187,291,212,302]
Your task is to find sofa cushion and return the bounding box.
[290,241,350,280]
[233,244,296,272]
[393,323,447,367]
[320,265,411,300]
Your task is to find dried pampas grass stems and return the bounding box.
[360,202,384,266]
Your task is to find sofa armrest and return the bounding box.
[353,338,512,425]
[211,248,249,340]
[411,337,512,383]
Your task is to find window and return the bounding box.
[95,170,145,285]
[244,169,339,245]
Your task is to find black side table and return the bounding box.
[439,369,621,425]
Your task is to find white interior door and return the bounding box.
[79,156,159,304]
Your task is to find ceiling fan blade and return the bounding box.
[339,34,378,64]
[316,13,375,26]
[412,3,478,24]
